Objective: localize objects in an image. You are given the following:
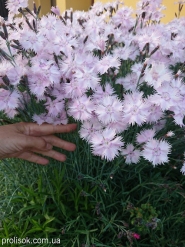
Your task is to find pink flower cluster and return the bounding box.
[132,232,140,240]
[6,0,28,16]
[0,0,185,169]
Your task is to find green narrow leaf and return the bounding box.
[3,221,9,238]
[43,217,55,228]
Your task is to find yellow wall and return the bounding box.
[55,0,92,13]
[29,0,92,15]
[28,0,32,9]
[28,0,185,23]
[28,0,51,16]
[66,0,92,11]
[95,0,185,23]
[55,0,66,14]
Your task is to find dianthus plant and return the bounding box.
[1,0,185,172]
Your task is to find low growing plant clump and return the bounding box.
[1,157,185,246]
[0,0,185,170]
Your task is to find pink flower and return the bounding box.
[45,112,68,125]
[136,0,165,22]
[96,96,123,124]
[145,101,164,123]
[49,84,65,101]
[0,60,12,79]
[4,65,23,86]
[64,79,86,98]
[170,104,185,127]
[39,14,58,31]
[136,129,156,144]
[6,0,28,15]
[112,6,134,30]
[74,69,100,90]
[85,12,106,36]
[153,119,166,133]
[31,58,61,84]
[150,82,181,111]
[28,73,51,98]
[19,29,39,52]
[79,118,103,141]
[136,29,160,54]
[116,73,138,92]
[123,92,148,126]
[121,144,141,164]
[113,46,132,61]
[86,36,106,52]
[44,98,65,117]
[51,6,61,16]
[106,119,128,134]
[180,162,185,175]
[132,233,140,240]
[96,55,120,75]
[165,131,175,137]
[4,108,17,118]
[89,2,105,14]
[68,95,95,121]
[0,89,20,111]
[33,112,68,125]
[170,78,185,95]
[144,63,172,90]
[131,63,143,77]
[93,84,115,101]
[90,129,123,160]
[142,139,171,166]
[0,16,5,24]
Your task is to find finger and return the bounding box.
[41,135,76,151]
[33,149,67,162]
[19,135,53,151]
[17,151,49,165]
[18,122,77,136]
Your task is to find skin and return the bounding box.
[0,122,77,165]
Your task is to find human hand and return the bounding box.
[0,122,77,165]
